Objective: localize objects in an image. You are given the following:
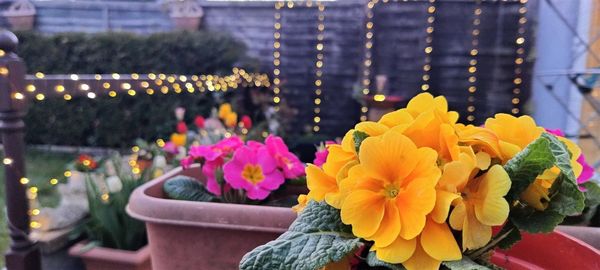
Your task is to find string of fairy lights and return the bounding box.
[273,0,327,132]
[313,1,326,133]
[11,68,270,102]
[512,0,528,115]
[466,0,482,123]
[360,0,376,122]
[421,0,436,92]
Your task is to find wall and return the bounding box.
[18,0,533,136]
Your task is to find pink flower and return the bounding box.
[223,145,284,200]
[265,135,305,179]
[177,121,188,134]
[162,142,179,155]
[313,140,336,167]
[577,154,594,185]
[189,136,244,162]
[181,156,194,169]
[240,115,253,129]
[203,160,225,196]
[545,128,565,137]
[246,140,264,150]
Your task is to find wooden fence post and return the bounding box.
[0,29,41,270]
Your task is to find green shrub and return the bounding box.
[14,30,254,147]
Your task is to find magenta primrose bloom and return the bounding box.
[223,145,284,200]
[189,136,244,161]
[265,135,305,179]
[313,140,336,167]
[162,141,179,155]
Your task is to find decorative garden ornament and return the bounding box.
[3,0,35,31]
[166,0,204,31]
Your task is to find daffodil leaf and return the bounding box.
[353,130,370,153]
[163,176,216,202]
[366,252,406,270]
[503,135,555,202]
[240,201,363,270]
[443,257,492,270]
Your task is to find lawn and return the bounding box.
[0,149,75,267]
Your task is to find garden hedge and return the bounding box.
[14,30,254,147]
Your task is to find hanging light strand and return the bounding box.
[466,1,482,123]
[361,0,377,122]
[273,1,284,111]
[313,1,326,133]
[421,0,436,92]
[512,0,527,115]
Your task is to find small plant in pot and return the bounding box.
[241,93,600,270]
[69,156,155,270]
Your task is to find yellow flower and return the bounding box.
[449,164,511,250]
[218,103,233,119]
[455,124,503,159]
[340,131,440,263]
[292,194,308,213]
[399,218,462,270]
[224,112,238,128]
[170,133,187,147]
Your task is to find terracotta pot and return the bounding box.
[171,17,201,31]
[491,230,600,269]
[68,242,151,270]
[127,166,297,270]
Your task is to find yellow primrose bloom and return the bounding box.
[455,124,503,159]
[218,103,233,119]
[170,133,187,147]
[292,194,308,213]
[340,131,440,262]
[449,165,511,250]
[484,113,544,161]
[224,112,238,128]
[306,160,358,209]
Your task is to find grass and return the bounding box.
[0,149,75,267]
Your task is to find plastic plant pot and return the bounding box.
[68,242,151,270]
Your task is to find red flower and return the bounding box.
[194,116,205,129]
[176,121,188,134]
[77,154,98,170]
[240,115,252,129]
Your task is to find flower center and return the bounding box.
[384,184,400,199]
[241,164,265,185]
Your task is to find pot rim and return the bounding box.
[127,166,297,233]
[68,241,150,265]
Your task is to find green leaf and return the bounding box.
[503,135,555,202]
[510,207,565,233]
[583,181,600,207]
[495,222,521,250]
[240,201,363,270]
[443,257,492,270]
[366,252,406,270]
[353,130,369,153]
[163,176,216,202]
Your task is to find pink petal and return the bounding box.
[202,162,222,196]
[223,159,249,189]
[577,154,594,185]
[246,186,271,200]
[258,170,285,190]
[256,147,278,173]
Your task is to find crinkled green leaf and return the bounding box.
[163,176,216,202]
[366,252,406,270]
[503,135,555,202]
[511,207,565,233]
[240,201,362,270]
[353,130,369,153]
[443,257,492,270]
[583,181,600,207]
[495,222,521,250]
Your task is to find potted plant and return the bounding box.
[69,156,155,270]
[241,93,600,269]
[128,103,307,269]
[165,0,204,31]
[2,0,36,31]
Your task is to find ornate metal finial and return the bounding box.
[0,29,19,54]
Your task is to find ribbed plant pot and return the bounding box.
[491,229,600,269]
[127,166,297,270]
[68,242,151,270]
[5,15,34,30]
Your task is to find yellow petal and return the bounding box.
[323,145,356,177]
[462,204,491,250]
[341,190,386,238]
[406,93,435,117]
[421,219,462,261]
[438,123,460,161]
[355,121,389,137]
[359,132,419,183]
[431,190,460,223]
[373,236,417,264]
[368,200,402,247]
[438,159,472,193]
[306,164,337,201]
[402,238,441,270]
[396,175,437,239]
[498,140,521,161]
[449,201,465,230]
[379,109,414,128]
[475,151,491,170]
[520,181,551,210]
[473,165,510,225]
[341,130,356,153]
